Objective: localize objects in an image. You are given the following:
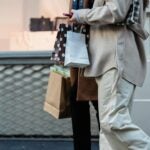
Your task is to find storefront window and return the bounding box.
[0,0,149,60]
[0,0,70,51]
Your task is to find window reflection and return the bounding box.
[0,0,70,51]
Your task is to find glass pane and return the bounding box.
[0,0,70,51]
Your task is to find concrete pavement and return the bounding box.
[0,138,99,150]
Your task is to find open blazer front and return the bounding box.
[75,0,147,87]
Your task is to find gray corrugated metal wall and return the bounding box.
[0,52,99,137]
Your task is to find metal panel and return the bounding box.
[0,53,99,136]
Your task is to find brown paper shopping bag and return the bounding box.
[76,69,98,101]
[44,71,71,119]
[70,68,98,101]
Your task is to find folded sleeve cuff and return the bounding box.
[73,9,91,24]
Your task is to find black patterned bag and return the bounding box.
[51,24,71,65]
[51,23,90,65]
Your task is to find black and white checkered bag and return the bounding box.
[51,24,71,65]
[126,0,140,25]
[117,0,140,25]
[118,0,149,40]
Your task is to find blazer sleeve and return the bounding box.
[74,0,132,25]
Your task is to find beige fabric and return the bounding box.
[74,0,148,87]
[96,68,150,150]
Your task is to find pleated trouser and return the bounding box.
[96,68,150,150]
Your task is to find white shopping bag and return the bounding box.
[64,31,90,68]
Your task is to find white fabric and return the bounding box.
[64,31,90,68]
[96,68,150,150]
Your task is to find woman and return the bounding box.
[70,69,100,150]
[68,0,150,149]
[68,1,101,150]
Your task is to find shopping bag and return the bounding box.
[44,71,71,119]
[50,65,70,78]
[70,68,97,101]
[76,69,98,101]
[51,24,71,64]
[64,30,90,68]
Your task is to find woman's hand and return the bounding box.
[68,12,77,23]
[63,10,79,23]
[68,15,77,23]
[69,10,77,23]
[65,10,78,23]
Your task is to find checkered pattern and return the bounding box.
[126,0,140,25]
[117,0,140,25]
[51,24,71,64]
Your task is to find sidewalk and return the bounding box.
[0,138,99,150]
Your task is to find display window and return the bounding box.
[0,0,70,51]
[0,0,149,59]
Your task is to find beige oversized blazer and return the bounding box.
[74,0,149,87]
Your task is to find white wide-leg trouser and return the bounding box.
[96,68,150,150]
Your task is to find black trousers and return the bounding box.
[70,84,100,150]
